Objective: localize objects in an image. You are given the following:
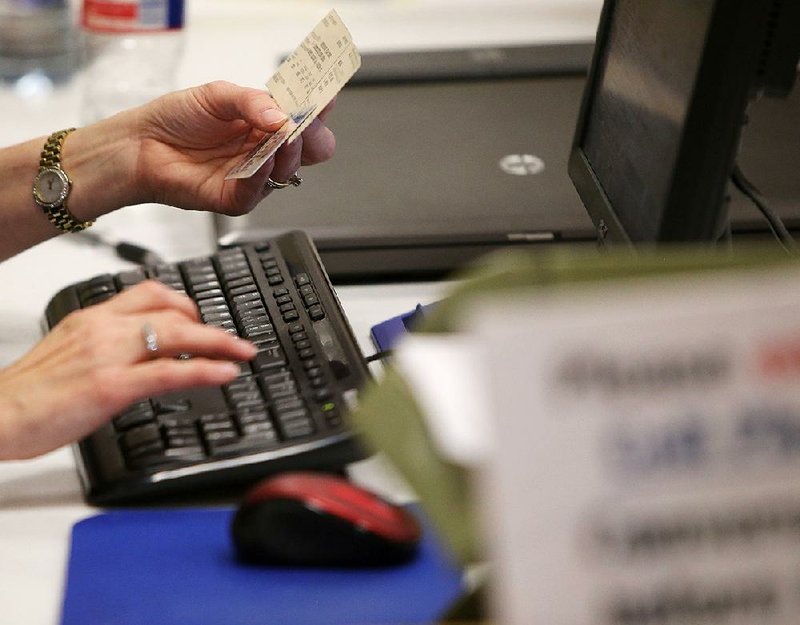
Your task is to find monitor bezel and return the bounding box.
[568,0,777,245]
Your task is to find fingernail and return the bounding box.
[261,109,288,127]
[216,362,241,377]
[240,339,258,356]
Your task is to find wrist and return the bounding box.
[0,390,24,460]
[61,110,145,221]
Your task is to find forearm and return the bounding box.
[0,110,144,262]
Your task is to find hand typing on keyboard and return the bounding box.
[0,281,256,460]
[41,233,369,504]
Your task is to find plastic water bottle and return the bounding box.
[80,0,184,124]
[0,0,78,90]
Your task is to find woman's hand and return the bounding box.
[0,281,257,460]
[133,80,337,216]
[0,80,335,261]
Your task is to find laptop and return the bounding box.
[214,43,597,281]
[214,43,800,281]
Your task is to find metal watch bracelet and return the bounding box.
[36,128,94,233]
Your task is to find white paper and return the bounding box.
[226,9,361,180]
[466,267,800,625]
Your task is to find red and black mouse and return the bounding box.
[231,471,422,567]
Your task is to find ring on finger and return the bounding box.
[141,322,159,355]
[265,172,303,190]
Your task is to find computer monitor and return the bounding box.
[568,0,800,245]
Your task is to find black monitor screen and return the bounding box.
[569,0,800,244]
[581,1,711,241]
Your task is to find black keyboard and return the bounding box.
[44,231,370,505]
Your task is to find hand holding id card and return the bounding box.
[226,9,362,180]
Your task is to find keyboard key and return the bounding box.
[113,401,156,431]
[305,366,322,378]
[312,388,333,402]
[227,386,262,404]
[237,312,271,327]
[308,305,325,321]
[231,397,268,412]
[250,334,279,350]
[201,419,236,433]
[234,299,266,315]
[190,279,222,294]
[78,277,117,304]
[225,276,256,291]
[236,410,271,426]
[196,296,227,308]
[202,311,233,325]
[273,397,307,417]
[194,288,225,301]
[229,284,258,297]
[220,268,251,282]
[152,397,191,414]
[253,346,286,371]
[233,291,262,305]
[243,323,274,339]
[120,424,162,453]
[117,269,147,289]
[278,417,315,440]
[157,413,195,429]
[241,423,277,439]
[209,431,278,456]
[125,441,170,468]
[165,433,203,451]
[199,303,230,316]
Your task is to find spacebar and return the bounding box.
[152,387,229,420]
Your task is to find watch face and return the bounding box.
[33,167,70,207]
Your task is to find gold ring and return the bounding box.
[266,173,303,190]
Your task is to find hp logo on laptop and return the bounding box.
[499,154,545,176]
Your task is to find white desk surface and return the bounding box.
[0,1,602,622]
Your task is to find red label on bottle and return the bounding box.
[82,0,183,33]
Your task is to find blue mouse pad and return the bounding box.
[60,507,464,625]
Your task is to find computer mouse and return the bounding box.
[231,471,422,567]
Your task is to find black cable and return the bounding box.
[365,350,393,363]
[73,231,165,266]
[731,163,797,253]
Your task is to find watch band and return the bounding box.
[37,128,94,233]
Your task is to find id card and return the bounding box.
[225,9,361,180]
